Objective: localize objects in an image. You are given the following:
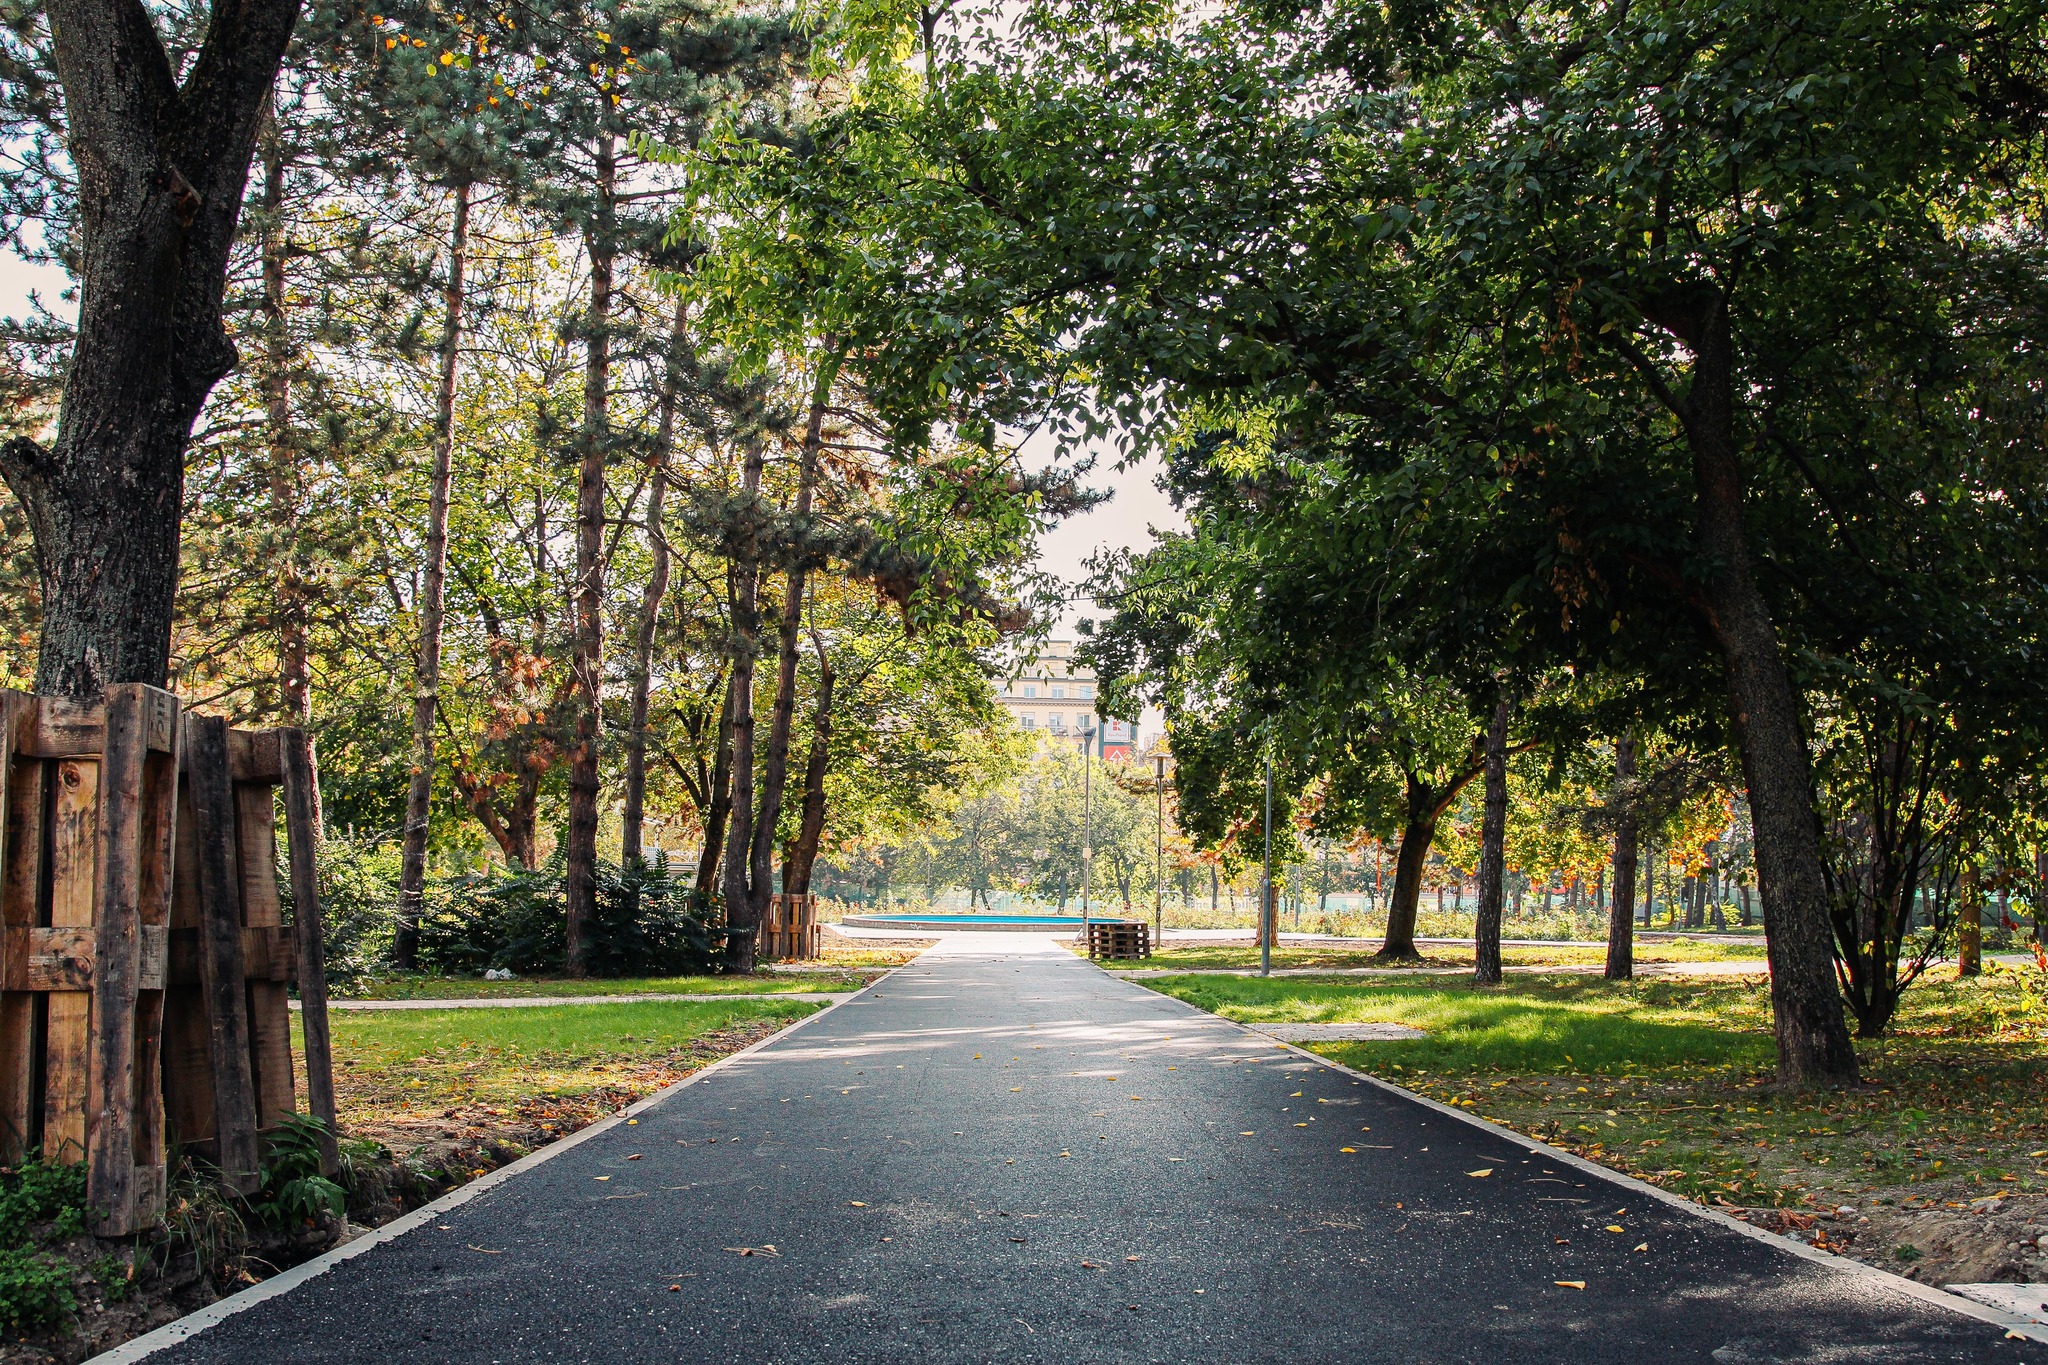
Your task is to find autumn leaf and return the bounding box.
[1467,1169,1493,1178]
[1555,1280,1586,1290]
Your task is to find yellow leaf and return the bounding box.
[1632,1244,1649,1252]
[1605,1225,1625,1233]
[1555,1280,1585,1290]
[441,50,455,63]
[849,1201,867,1207]
[1467,1169,1493,1178]
[1340,1147,1358,1153]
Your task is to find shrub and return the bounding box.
[417,856,725,977]
[0,1156,88,1333]
[0,1246,76,1331]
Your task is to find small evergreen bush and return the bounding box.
[417,856,725,977]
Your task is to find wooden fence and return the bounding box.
[0,687,336,1235]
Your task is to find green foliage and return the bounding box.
[417,857,726,977]
[0,1156,87,1333]
[256,1117,347,1229]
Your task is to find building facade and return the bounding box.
[995,639,1138,759]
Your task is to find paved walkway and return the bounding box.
[124,935,2030,1363]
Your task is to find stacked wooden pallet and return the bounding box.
[1084,920,1152,961]
[0,687,336,1235]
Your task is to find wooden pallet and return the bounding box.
[760,894,820,960]
[162,722,338,1188]
[0,691,338,1234]
[0,686,180,1235]
[1084,920,1151,961]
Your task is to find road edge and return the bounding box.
[87,972,899,1364]
[1136,977,2048,1346]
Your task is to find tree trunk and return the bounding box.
[1473,696,1511,985]
[744,352,841,930]
[722,439,767,971]
[257,113,310,724]
[781,646,835,897]
[693,691,735,910]
[1607,737,1637,981]
[2,0,302,697]
[1379,785,1438,959]
[1675,299,1857,1085]
[622,302,686,870]
[1959,862,1982,977]
[393,180,469,973]
[565,136,617,978]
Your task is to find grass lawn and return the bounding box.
[301,997,821,1183]
[1138,965,2048,1220]
[1107,937,1769,974]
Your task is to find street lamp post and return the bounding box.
[1261,744,1274,977]
[1152,751,1168,954]
[1080,718,1095,951]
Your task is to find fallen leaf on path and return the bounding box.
[849,1201,868,1207]
[1081,1261,1104,1270]
[1340,1147,1357,1153]
[1240,1131,1256,1136]
[594,1176,611,1182]
[627,1154,643,1160]
[1633,1244,1648,1252]
[725,1246,781,1257]
[1555,1281,1585,1290]
[467,1245,503,1254]
[1126,1255,1140,1262]
[1467,1169,1493,1178]
[1605,1225,1625,1233]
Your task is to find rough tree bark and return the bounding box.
[565,134,617,977]
[393,180,470,972]
[743,352,840,932]
[621,303,687,870]
[688,691,734,908]
[721,439,767,970]
[1607,736,1638,981]
[0,0,305,697]
[1647,292,1859,1086]
[1379,751,1485,959]
[1473,696,1512,985]
[780,634,835,897]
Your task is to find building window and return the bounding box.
[1021,715,1036,729]
[1051,686,1065,699]
[1023,685,1037,697]
[1077,683,1094,698]
[1049,714,1064,731]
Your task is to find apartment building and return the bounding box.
[995,639,1139,758]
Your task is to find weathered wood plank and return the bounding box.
[0,695,31,1160]
[164,926,296,986]
[42,754,97,1165]
[11,691,176,760]
[160,778,213,1154]
[281,729,337,1172]
[89,684,151,1234]
[226,730,282,784]
[186,716,261,1193]
[235,782,295,1129]
[130,709,178,1220]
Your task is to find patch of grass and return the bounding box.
[312,997,819,1126]
[339,972,872,1001]
[1138,965,2048,1213]
[1108,936,1766,974]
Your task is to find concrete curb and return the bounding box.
[87,971,897,1364]
[296,991,857,1011]
[1127,975,2048,1346]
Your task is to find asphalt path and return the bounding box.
[127,935,2029,1364]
